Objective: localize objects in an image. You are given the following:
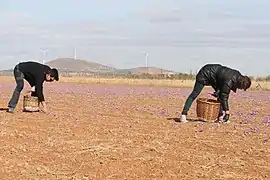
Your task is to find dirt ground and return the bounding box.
[0,81,269,180]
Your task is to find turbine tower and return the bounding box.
[145,52,149,74]
[145,52,148,68]
[40,49,48,64]
[74,46,77,60]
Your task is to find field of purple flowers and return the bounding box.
[0,81,269,179]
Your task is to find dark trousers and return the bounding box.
[8,65,24,109]
[182,81,204,115]
[181,81,223,116]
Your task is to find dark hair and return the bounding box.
[48,68,59,81]
[238,75,251,91]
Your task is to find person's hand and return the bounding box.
[41,107,48,113]
[31,86,35,92]
[212,90,220,98]
[40,101,48,114]
[26,86,35,95]
[27,86,35,92]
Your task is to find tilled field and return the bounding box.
[0,82,269,179]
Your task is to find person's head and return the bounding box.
[237,75,251,91]
[45,68,59,82]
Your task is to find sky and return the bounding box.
[0,0,270,76]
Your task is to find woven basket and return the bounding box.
[23,95,40,112]
[196,98,220,121]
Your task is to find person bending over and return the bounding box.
[7,61,59,113]
[180,64,251,123]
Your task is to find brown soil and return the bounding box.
[0,82,269,179]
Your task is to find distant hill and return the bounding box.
[46,58,177,75]
[45,58,116,73]
[120,67,176,75]
[0,58,178,75]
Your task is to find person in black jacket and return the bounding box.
[180,64,251,123]
[7,61,59,113]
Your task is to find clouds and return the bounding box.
[0,11,31,20]
[0,0,270,75]
[0,10,33,26]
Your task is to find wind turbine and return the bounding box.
[40,49,48,64]
[145,52,148,68]
[74,45,77,60]
[144,52,149,74]
[72,34,77,60]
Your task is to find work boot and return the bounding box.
[7,107,15,113]
[181,114,188,123]
[215,114,230,124]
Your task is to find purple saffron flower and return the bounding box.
[244,130,250,135]
[248,111,256,116]
[263,116,270,123]
[236,112,243,116]
[199,127,203,132]
[251,127,259,132]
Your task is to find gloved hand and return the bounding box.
[31,86,35,92]
[211,90,220,98]
[223,114,230,122]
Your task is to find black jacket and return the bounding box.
[18,61,51,102]
[196,64,242,111]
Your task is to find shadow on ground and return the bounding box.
[0,107,8,111]
[167,117,206,123]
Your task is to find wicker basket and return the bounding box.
[23,95,40,112]
[196,98,220,121]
